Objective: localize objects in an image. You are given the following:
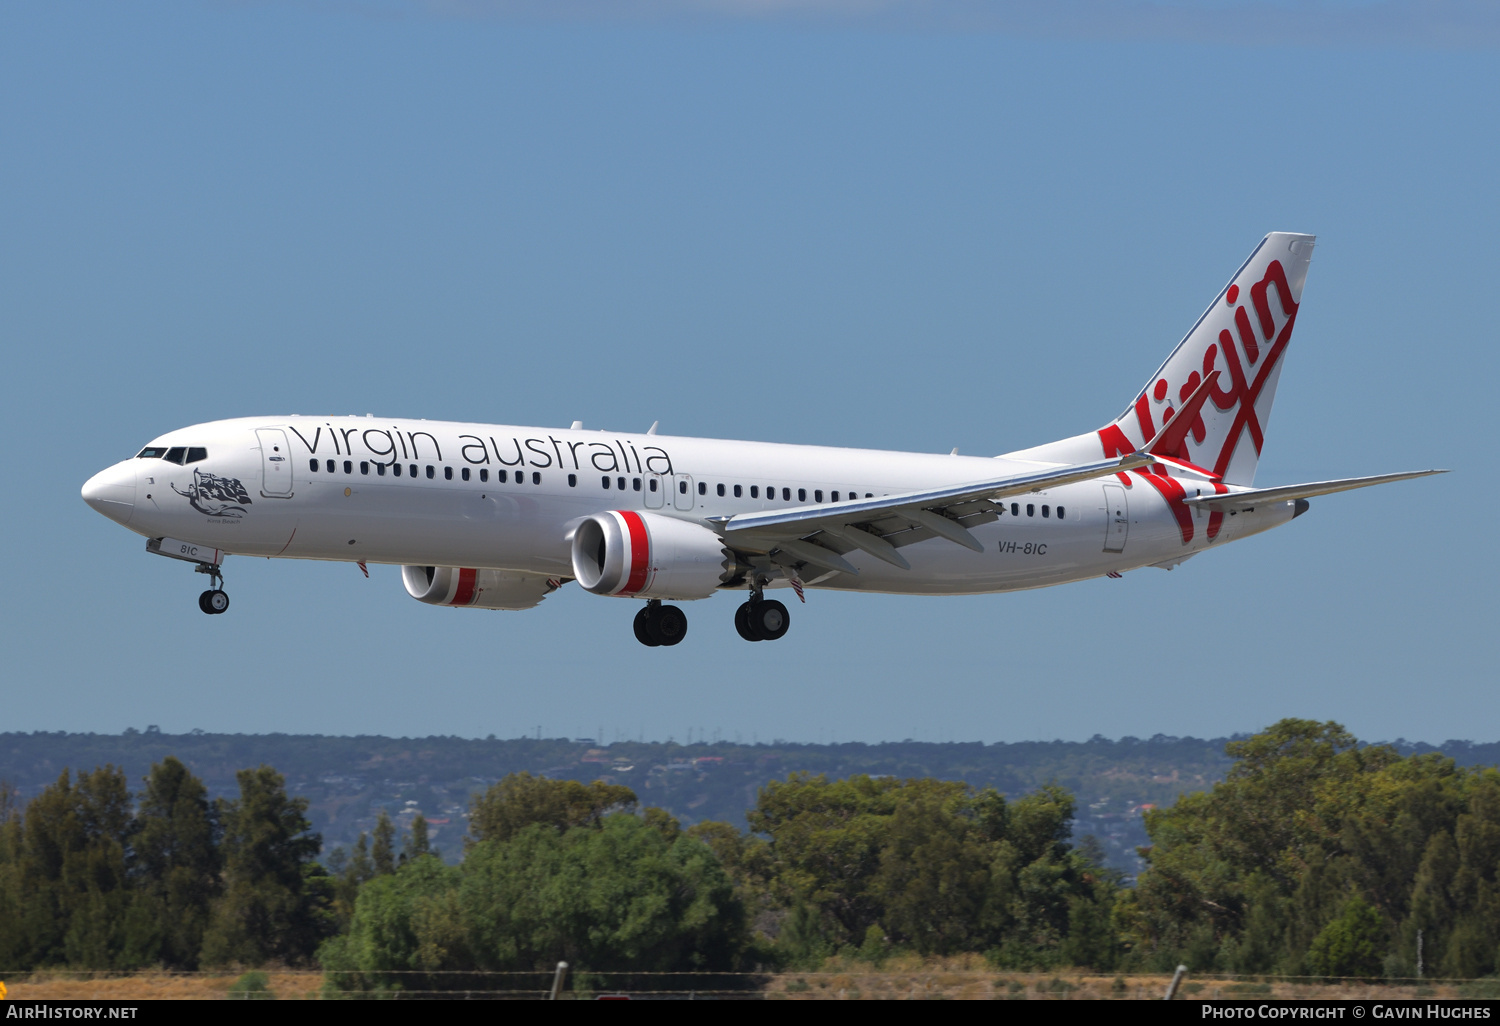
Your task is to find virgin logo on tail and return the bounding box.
[1099,259,1299,543]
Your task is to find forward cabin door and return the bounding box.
[257,428,294,498]
[1102,484,1128,552]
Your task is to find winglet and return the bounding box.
[1143,371,1219,459]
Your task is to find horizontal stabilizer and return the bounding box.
[1182,469,1446,512]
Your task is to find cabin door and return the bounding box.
[1102,484,1128,552]
[257,428,294,498]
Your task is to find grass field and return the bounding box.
[2,960,1488,1001]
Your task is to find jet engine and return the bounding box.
[401,565,559,610]
[570,510,734,601]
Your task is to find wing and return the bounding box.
[714,453,1156,578]
[1182,469,1447,513]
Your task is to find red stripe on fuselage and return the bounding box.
[619,511,651,595]
[451,567,478,605]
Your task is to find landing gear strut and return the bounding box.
[734,581,790,642]
[195,562,229,615]
[634,600,687,647]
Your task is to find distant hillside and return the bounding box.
[3,731,1494,877]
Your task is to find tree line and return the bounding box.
[4,720,1500,986]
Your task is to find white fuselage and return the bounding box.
[82,414,1296,598]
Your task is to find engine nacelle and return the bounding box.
[570,510,733,601]
[401,565,558,610]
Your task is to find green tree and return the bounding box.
[201,765,329,966]
[5,767,136,969]
[402,814,432,863]
[1307,896,1384,979]
[1121,720,1500,977]
[130,757,221,968]
[322,813,746,994]
[330,832,374,931]
[743,773,1114,966]
[372,811,396,876]
[467,772,636,844]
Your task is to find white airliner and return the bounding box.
[83,233,1441,646]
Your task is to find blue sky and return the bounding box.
[2,1,1494,745]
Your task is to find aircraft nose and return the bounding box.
[82,461,137,525]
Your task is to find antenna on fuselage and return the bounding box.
[647,421,659,435]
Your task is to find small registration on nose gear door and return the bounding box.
[257,428,294,498]
[1102,484,1128,552]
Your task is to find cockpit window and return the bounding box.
[186,447,208,464]
[164,447,187,465]
[136,447,169,459]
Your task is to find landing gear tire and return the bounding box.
[734,602,761,641]
[633,606,661,647]
[635,603,687,647]
[737,599,789,642]
[199,589,229,615]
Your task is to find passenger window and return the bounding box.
[783,488,791,501]
[814,490,823,503]
[797,488,805,502]
[568,473,577,487]
[733,484,742,497]
[679,480,687,494]
[186,447,208,464]
[532,472,541,485]
[1027,504,1035,517]
[865,493,873,498]
[444,466,453,480]
[1042,505,1050,518]
[1057,505,1065,519]
[716,483,725,497]
[650,478,658,492]
[426,465,435,479]
[497,469,506,483]
[393,463,402,477]
[698,482,707,495]
[376,463,386,477]
[831,491,839,501]
[1011,502,1019,516]
[750,486,759,498]
[345,460,353,474]
[480,469,488,482]
[460,467,469,481]
[325,460,334,473]
[602,476,611,489]
[408,464,417,477]
[309,459,318,472]
[632,478,641,492]
[360,461,369,475]
[164,447,187,465]
[618,476,626,490]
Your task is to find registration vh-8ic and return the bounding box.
[82,233,1442,646]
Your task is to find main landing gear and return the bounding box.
[195,562,229,615]
[634,600,687,647]
[630,586,793,647]
[735,597,790,642]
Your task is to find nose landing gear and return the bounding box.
[634,600,687,647]
[195,562,229,615]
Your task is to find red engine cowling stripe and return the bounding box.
[451,567,478,606]
[620,511,651,595]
